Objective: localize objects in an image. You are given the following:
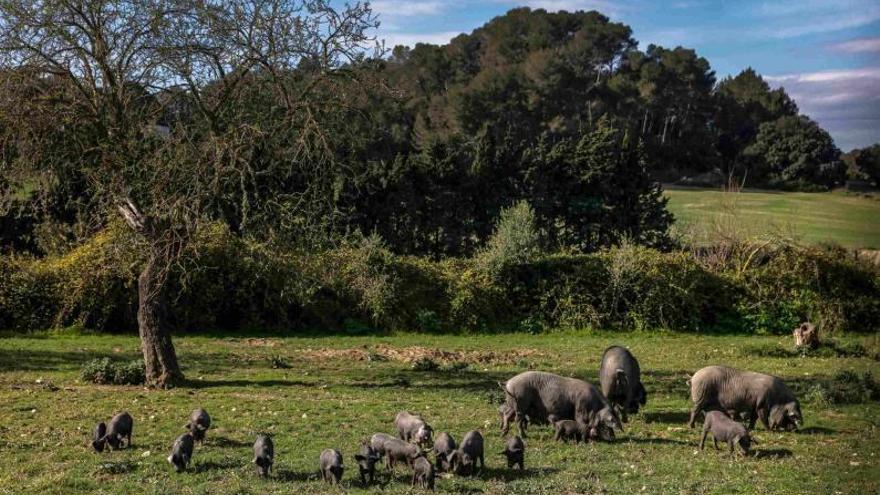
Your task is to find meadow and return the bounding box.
[664,187,880,249]
[1,330,878,494]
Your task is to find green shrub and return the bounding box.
[2,222,878,335]
[731,244,880,334]
[474,201,541,277]
[807,371,880,404]
[444,362,470,373]
[411,357,440,371]
[80,358,145,385]
[269,356,292,369]
[415,309,442,333]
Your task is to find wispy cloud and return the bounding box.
[370,0,447,18]
[380,31,463,48]
[830,37,880,54]
[767,67,880,150]
[765,67,880,83]
[765,9,880,39]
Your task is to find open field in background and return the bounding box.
[664,187,880,249]
[0,331,878,494]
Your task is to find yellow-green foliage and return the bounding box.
[0,221,139,332]
[2,226,878,334]
[727,243,880,334]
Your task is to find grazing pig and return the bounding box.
[589,423,616,442]
[353,442,380,484]
[167,432,194,473]
[700,411,753,456]
[599,346,647,423]
[553,419,586,444]
[449,430,484,476]
[383,438,423,470]
[687,365,803,431]
[411,456,435,490]
[319,448,344,484]
[500,436,524,470]
[501,371,623,438]
[394,411,433,447]
[253,434,274,477]
[91,422,107,452]
[498,403,516,436]
[432,432,457,472]
[186,408,211,443]
[99,412,133,450]
[370,432,397,461]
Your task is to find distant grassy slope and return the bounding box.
[664,186,880,248]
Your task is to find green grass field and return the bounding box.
[1,331,878,494]
[664,187,880,249]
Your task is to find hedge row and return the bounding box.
[1,225,878,334]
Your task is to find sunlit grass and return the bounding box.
[0,330,877,494]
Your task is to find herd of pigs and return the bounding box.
[89,345,804,489]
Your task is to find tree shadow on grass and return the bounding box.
[754,448,793,459]
[642,410,691,424]
[185,378,315,389]
[209,436,252,448]
[623,436,691,446]
[342,369,513,394]
[273,468,316,483]
[479,466,558,482]
[798,426,835,435]
[194,458,241,472]
[0,348,116,371]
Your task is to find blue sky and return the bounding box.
[368,0,880,151]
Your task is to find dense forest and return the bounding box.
[2,6,868,258]
[1,2,877,386]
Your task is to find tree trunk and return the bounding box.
[138,252,184,387]
[661,115,669,145]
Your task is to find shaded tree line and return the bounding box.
[0,5,866,384]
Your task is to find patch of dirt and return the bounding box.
[243,338,283,347]
[298,345,542,365]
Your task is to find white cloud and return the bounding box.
[766,9,880,39]
[765,67,880,83]
[766,67,880,150]
[370,1,446,17]
[379,30,463,48]
[830,37,880,54]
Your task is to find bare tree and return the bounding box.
[0,0,379,386]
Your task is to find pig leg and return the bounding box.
[757,408,770,430]
[687,406,702,428]
[699,429,708,449]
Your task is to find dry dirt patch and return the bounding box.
[299,344,543,365]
